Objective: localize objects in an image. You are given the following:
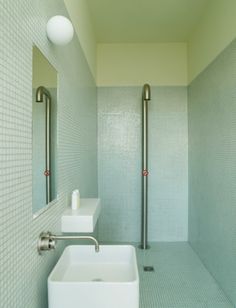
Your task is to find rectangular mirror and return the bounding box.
[32,46,58,217]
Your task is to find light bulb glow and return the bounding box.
[46,15,74,46]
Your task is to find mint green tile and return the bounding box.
[188,39,236,305]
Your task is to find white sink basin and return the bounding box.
[48,245,139,308]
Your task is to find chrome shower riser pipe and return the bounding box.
[140,84,151,250]
[36,86,52,204]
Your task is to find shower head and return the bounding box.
[142,84,151,100]
[36,86,51,102]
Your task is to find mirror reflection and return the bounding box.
[32,46,57,216]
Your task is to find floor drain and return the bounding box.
[92,278,103,282]
[143,266,154,272]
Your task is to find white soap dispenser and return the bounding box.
[71,189,80,210]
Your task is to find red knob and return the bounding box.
[44,170,51,176]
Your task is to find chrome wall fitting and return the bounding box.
[37,231,100,255]
[37,232,57,255]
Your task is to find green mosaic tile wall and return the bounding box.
[98,87,188,242]
[0,1,97,307]
[188,38,236,305]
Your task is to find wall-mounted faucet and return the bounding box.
[37,231,100,254]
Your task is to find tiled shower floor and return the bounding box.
[135,242,233,308]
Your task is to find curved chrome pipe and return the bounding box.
[36,86,51,102]
[37,232,100,254]
[35,86,52,204]
[142,83,151,101]
[140,83,151,250]
[53,235,100,252]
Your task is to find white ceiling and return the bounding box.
[87,0,209,43]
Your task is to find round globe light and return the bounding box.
[46,15,74,45]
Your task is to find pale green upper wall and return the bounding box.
[188,0,236,83]
[32,46,57,88]
[87,0,207,43]
[65,0,236,86]
[64,0,96,79]
[97,43,188,86]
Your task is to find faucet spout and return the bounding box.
[53,235,100,252]
[37,232,100,254]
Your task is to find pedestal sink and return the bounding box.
[48,245,139,308]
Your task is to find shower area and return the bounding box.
[97,45,236,307]
[98,85,188,244]
[97,86,190,306]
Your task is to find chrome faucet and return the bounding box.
[37,231,100,254]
